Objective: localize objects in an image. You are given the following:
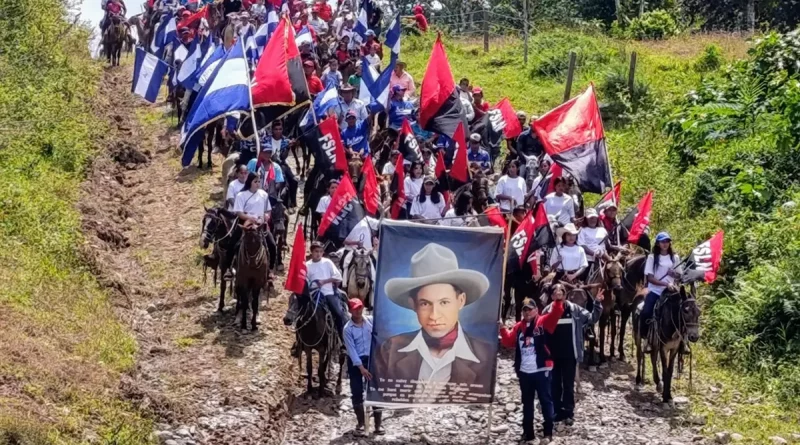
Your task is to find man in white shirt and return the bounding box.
[308,8,329,35]
[495,160,527,212]
[225,164,249,209]
[338,85,368,130]
[306,241,347,338]
[381,151,399,178]
[374,243,495,404]
[544,177,575,227]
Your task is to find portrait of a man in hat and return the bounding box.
[374,243,495,402]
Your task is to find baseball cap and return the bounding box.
[522,298,537,310]
[392,84,407,93]
[303,60,315,67]
[473,87,483,95]
[423,176,436,184]
[469,133,481,142]
[348,298,364,312]
[655,232,672,242]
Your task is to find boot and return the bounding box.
[354,404,366,436]
[373,409,384,436]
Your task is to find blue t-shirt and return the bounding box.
[388,99,416,130]
[468,148,491,171]
[341,120,370,155]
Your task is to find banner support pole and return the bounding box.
[365,405,371,436]
[486,402,494,439]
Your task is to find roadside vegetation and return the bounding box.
[0,0,151,443]
[402,26,800,441]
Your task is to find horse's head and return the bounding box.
[283,292,301,326]
[680,287,701,343]
[348,158,363,179]
[200,207,220,249]
[604,255,624,295]
[351,248,371,289]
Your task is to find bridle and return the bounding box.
[288,287,332,349]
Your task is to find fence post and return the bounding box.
[563,51,577,102]
[483,9,489,52]
[523,0,529,64]
[628,51,637,110]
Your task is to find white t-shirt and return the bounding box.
[305,257,342,296]
[316,195,331,214]
[518,321,540,374]
[544,192,575,225]
[578,226,608,262]
[404,177,424,203]
[233,189,272,223]
[495,175,527,211]
[411,194,445,220]
[382,162,396,176]
[439,208,477,227]
[366,53,381,69]
[226,178,246,204]
[644,253,682,295]
[550,244,588,272]
[345,217,377,251]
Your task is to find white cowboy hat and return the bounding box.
[384,243,489,309]
[556,223,580,240]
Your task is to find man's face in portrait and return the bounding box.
[409,283,466,338]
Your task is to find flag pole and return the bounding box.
[241,35,262,160]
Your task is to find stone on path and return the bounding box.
[730,433,744,442]
[770,437,788,445]
[715,431,731,444]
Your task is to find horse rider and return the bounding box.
[640,232,683,352]
[578,208,610,280]
[226,164,249,209]
[101,0,127,33]
[549,223,588,285]
[343,298,384,436]
[544,177,576,230]
[306,241,348,345]
[268,121,299,212]
[338,216,380,293]
[387,85,416,136]
[315,179,338,218]
[224,172,273,280]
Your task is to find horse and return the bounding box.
[598,256,624,363]
[288,139,311,180]
[200,207,238,312]
[103,16,126,66]
[346,247,374,309]
[234,221,270,331]
[301,166,337,240]
[632,286,700,403]
[269,190,289,271]
[283,284,345,399]
[124,27,136,56]
[616,254,647,361]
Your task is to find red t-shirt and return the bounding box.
[477,102,489,112]
[315,2,332,21]
[307,75,324,95]
[414,13,428,32]
[336,49,349,64]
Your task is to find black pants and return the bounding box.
[551,357,577,419]
[279,161,298,208]
[347,355,371,406]
[503,273,528,322]
[519,371,555,439]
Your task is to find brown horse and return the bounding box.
[598,257,624,363]
[234,221,270,331]
[616,255,648,361]
[104,17,126,66]
[200,207,237,313]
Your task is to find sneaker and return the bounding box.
[353,425,366,437]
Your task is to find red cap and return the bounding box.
[303,59,315,67]
[473,86,483,94]
[348,298,364,312]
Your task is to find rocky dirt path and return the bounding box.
[81,66,301,445]
[86,66,711,445]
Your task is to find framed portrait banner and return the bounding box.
[366,220,504,407]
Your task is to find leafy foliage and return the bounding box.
[694,44,725,72]
[625,9,680,40]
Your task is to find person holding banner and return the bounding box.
[640,232,683,352]
[343,298,384,436]
[499,296,564,442]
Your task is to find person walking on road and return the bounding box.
[343,298,384,436]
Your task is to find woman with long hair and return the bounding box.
[403,161,424,215]
[640,232,682,351]
[439,191,477,227]
[410,176,445,221]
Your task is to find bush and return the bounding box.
[597,66,653,126]
[627,9,679,40]
[694,44,724,72]
[527,30,617,79]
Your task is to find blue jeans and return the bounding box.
[639,291,660,336]
[347,355,370,406]
[519,370,554,439]
[323,292,346,336]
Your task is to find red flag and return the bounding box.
[434,150,450,205]
[449,122,469,186]
[542,162,564,198]
[390,154,406,219]
[484,206,508,231]
[362,156,381,216]
[533,85,611,194]
[682,231,724,284]
[316,117,349,173]
[625,190,653,244]
[397,119,422,163]
[494,97,523,139]
[595,181,622,211]
[252,17,310,109]
[177,6,208,30]
[284,224,307,294]
[508,203,554,271]
[419,34,469,138]
[318,175,366,248]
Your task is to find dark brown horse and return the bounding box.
[283,284,345,399]
[200,207,237,312]
[235,221,270,331]
[598,257,624,363]
[633,286,700,403]
[616,255,647,361]
[104,16,126,66]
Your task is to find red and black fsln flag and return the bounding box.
[418,34,470,138]
[302,116,348,173]
[448,121,470,191]
[397,119,422,164]
[533,84,612,194]
[317,175,366,249]
[681,231,724,284]
[390,153,407,220]
[507,203,554,274]
[476,98,523,152]
[621,190,653,251]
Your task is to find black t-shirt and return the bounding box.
[223,0,242,16]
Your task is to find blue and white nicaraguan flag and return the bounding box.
[132,47,169,103]
[385,13,401,56]
[180,39,252,166]
[353,0,371,39]
[300,81,341,127]
[359,54,396,112]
